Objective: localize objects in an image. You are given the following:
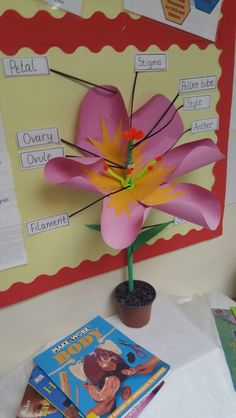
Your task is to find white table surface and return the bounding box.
[0,292,235,418]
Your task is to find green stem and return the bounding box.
[127,245,134,293]
[126,72,138,293]
[127,141,133,165]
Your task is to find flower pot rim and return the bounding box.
[114,279,157,307]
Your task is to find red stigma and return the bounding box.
[123,127,144,142]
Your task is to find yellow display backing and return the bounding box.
[0,45,220,292]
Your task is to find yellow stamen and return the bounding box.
[107,167,126,187]
[134,159,157,182]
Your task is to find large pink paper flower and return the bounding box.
[44,86,223,249]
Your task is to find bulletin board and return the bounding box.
[0,0,235,307]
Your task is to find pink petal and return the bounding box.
[154,183,221,230]
[75,86,129,154]
[163,138,224,181]
[44,156,103,192]
[132,94,184,164]
[101,198,147,249]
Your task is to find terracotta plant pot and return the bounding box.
[114,280,156,328]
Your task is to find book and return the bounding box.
[29,365,84,418]
[17,367,163,418]
[33,315,170,417]
[16,383,63,418]
[212,309,236,390]
[122,380,165,418]
[230,306,236,319]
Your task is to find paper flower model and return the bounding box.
[44,86,223,250]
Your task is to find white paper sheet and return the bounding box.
[0,112,27,270]
[109,296,216,370]
[124,0,223,41]
[1,294,236,418]
[42,0,83,16]
[225,140,236,205]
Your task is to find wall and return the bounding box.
[0,25,235,382]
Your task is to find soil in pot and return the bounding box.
[114,280,156,328]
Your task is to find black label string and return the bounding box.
[163,127,191,156]
[129,71,138,129]
[69,186,129,218]
[50,68,117,94]
[61,138,126,169]
[132,92,180,150]
[142,104,184,141]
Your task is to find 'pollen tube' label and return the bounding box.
[180,76,217,94]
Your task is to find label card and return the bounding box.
[19,147,64,170]
[191,117,218,134]
[174,217,187,225]
[183,95,211,111]
[2,56,49,77]
[42,0,83,16]
[135,54,167,72]
[16,127,60,149]
[180,76,217,94]
[26,213,69,236]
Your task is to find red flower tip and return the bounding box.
[123,128,144,141]
[135,130,144,140]
[123,131,132,141]
[155,155,163,162]
[103,163,109,171]
[127,168,133,175]
[148,165,155,171]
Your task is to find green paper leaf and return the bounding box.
[132,221,173,251]
[86,221,173,252]
[86,224,101,232]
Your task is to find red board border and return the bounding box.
[0,1,235,307]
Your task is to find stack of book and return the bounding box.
[16,316,170,418]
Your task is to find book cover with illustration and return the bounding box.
[16,383,63,418]
[29,365,84,418]
[212,309,236,390]
[33,316,170,417]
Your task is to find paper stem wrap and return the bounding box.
[127,245,134,293]
[87,221,173,293]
